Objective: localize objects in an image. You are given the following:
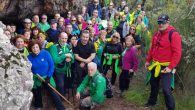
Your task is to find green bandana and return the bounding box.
[33,75,56,89]
[103,53,120,75]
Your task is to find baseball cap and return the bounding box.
[157,14,169,22]
[50,19,57,24]
[23,18,32,23]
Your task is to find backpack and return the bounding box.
[168,29,177,43]
[92,73,113,98]
[104,76,113,98]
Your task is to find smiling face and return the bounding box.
[15,37,25,49]
[59,32,68,46]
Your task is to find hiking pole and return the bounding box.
[36,74,75,109]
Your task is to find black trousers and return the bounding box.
[32,83,65,110]
[119,70,134,91]
[75,62,88,86]
[148,67,175,110]
[103,64,117,85]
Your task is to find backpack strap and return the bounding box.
[169,29,177,43]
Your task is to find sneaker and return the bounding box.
[144,102,156,108]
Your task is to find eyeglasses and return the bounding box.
[93,12,98,13]
[42,18,47,19]
[113,35,119,39]
[157,21,166,25]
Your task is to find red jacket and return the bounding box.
[146,25,182,70]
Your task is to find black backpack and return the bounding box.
[92,73,113,98]
[104,76,113,98]
[168,29,177,43]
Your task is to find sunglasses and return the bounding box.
[157,21,166,25]
[42,18,47,19]
[88,23,92,25]
[71,20,76,21]
[113,35,119,39]
[130,28,135,31]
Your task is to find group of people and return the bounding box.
[3,0,182,110]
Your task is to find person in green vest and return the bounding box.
[49,32,74,95]
[39,14,50,32]
[111,12,120,30]
[13,35,29,57]
[76,62,106,109]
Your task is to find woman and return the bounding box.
[91,17,99,36]
[58,17,66,32]
[76,14,87,31]
[127,24,141,48]
[31,26,41,40]
[102,32,122,86]
[94,30,107,72]
[27,40,65,110]
[13,35,29,56]
[119,35,138,94]
[117,14,130,44]
[112,12,120,30]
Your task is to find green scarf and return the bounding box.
[33,75,56,89]
[103,53,120,75]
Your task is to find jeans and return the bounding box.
[148,67,175,110]
[32,83,65,110]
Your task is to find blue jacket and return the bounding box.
[87,3,102,18]
[28,50,54,78]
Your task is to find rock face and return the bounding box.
[0,21,33,110]
[0,0,89,23]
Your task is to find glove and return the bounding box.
[45,76,50,84]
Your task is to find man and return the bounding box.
[70,16,80,36]
[105,2,117,20]
[65,24,73,43]
[31,14,41,29]
[46,19,61,43]
[117,0,127,12]
[50,32,74,95]
[144,14,182,110]
[76,62,106,109]
[106,21,116,39]
[17,18,32,34]
[87,0,102,18]
[74,30,96,85]
[40,14,50,32]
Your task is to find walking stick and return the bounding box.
[36,74,75,109]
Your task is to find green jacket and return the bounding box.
[77,71,106,104]
[49,43,74,76]
[40,22,50,32]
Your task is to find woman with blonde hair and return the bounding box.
[102,32,123,86]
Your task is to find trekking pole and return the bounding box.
[36,74,75,109]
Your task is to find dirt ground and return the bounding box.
[30,70,147,110]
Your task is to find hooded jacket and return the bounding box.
[146,25,182,70]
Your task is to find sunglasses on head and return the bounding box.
[157,21,166,25]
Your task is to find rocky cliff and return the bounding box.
[0,21,33,110]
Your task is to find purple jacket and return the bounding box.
[122,46,138,71]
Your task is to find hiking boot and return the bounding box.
[144,102,156,108]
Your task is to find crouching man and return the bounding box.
[76,62,106,109]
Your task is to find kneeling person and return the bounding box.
[76,62,106,109]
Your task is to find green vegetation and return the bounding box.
[123,0,195,109]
